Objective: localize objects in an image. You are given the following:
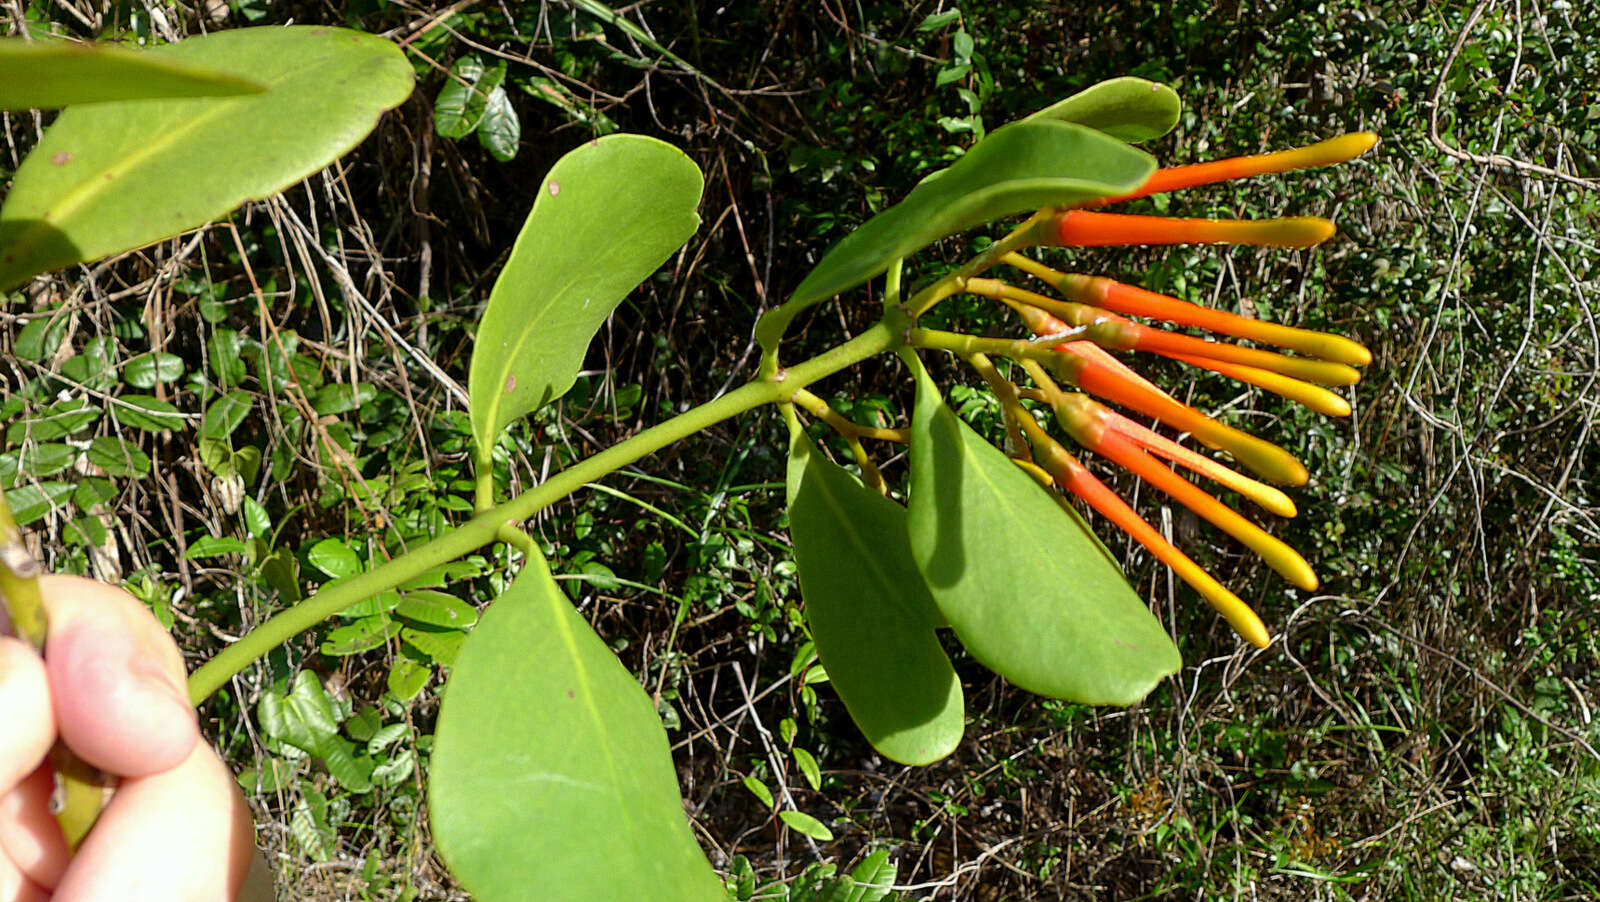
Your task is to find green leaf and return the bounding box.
[430,548,725,902]
[207,328,248,388]
[467,134,703,463]
[122,351,184,388]
[111,395,185,432]
[793,747,822,791]
[237,758,297,794]
[259,545,300,602]
[201,390,252,440]
[846,850,896,902]
[7,398,97,443]
[289,788,336,862]
[394,589,478,629]
[387,654,431,701]
[63,513,107,548]
[341,590,400,619]
[778,810,834,842]
[433,55,503,139]
[185,535,249,559]
[399,625,465,666]
[1,443,77,483]
[86,436,150,477]
[905,356,1181,704]
[58,338,114,386]
[319,735,374,793]
[4,482,74,525]
[476,84,520,161]
[321,618,401,656]
[785,432,963,766]
[241,496,270,537]
[0,26,414,291]
[741,775,774,809]
[0,37,264,110]
[72,477,114,509]
[257,670,339,756]
[234,446,262,487]
[310,383,374,416]
[784,120,1153,311]
[14,312,67,361]
[1024,77,1182,143]
[308,538,361,579]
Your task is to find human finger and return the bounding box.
[38,575,197,776]
[0,842,50,902]
[50,740,254,902]
[0,764,68,891]
[0,638,51,798]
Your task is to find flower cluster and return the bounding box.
[969,133,1378,647]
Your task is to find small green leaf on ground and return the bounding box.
[778,810,834,842]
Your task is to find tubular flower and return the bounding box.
[991,132,1375,647]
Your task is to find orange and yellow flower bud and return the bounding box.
[1027,432,1272,649]
[1053,348,1310,486]
[1014,265,1372,368]
[1049,211,1336,249]
[1088,132,1379,207]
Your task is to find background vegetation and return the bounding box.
[3,0,1597,898]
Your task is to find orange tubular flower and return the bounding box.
[1048,211,1335,249]
[1025,421,1272,649]
[1086,132,1380,207]
[988,132,1378,646]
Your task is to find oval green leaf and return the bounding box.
[476,85,520,161]
[202,389,253,440]
[3,482,74,525]
[0,37,264,110]
[778,810,834,842]
[399,625,465,666]
[904,355,1181,705]
[0,26,414,291]
[307,537,362,580]
[122,351,184,388]
[466,134,703,464]
[86,436,151,477]
[433,55,501,139]
[786,431,963,766]
[394,589,479,629]
[1024,77,1183,143]
[7,398,97,443]
[110,395,185,432]
[782,120,1154,312]
[430,548,725,902]
[319,618,401,656]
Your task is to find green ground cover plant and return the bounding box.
[2,1,1597,899]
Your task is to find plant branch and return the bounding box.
[187,320,901,703]
[0,494,47,649]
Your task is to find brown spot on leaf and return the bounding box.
[547,180,560,196]
[567,690,575,699]
[505,375,516,393]
[50,151,71,166]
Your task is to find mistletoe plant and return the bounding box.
[0,25,1376,902]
